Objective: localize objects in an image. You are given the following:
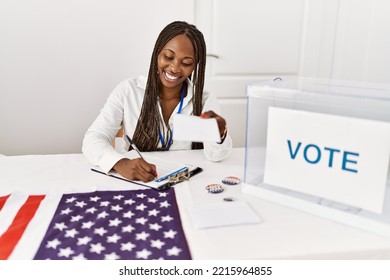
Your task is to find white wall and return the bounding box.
[0,0,194,155]
[196,0,390,148]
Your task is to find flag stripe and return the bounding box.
[0,195,45,260]
[8,193,62,260]
[0,194,10,211]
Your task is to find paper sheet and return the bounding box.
[173,114,221,142]
[187,201,262,229]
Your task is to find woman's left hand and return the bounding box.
[200,110,227,138]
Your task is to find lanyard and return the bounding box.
[159,85,185,149]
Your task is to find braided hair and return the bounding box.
[132,21,206,151]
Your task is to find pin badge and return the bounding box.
[206,184,224,194]
[222,176,241,185]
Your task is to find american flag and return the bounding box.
[0,189,191,260]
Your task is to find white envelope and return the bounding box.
[173,114,221,142]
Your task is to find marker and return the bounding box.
[125,135,158,178]
[125,135,144,160]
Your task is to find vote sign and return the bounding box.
[263,107,390,214]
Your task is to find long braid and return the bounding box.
[133,21,206,151]
[187,25,206,150]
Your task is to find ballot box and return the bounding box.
[242,77,390,237]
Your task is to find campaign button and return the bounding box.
[206,184,224,194]
[222,176,241,185]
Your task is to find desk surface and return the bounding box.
[1,149,390,259]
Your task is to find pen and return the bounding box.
[125,135,144,160]
[155,166,188,182]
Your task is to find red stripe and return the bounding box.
[0,194,10,211]
[0,195,45,260]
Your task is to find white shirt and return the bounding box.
[82,76,233,173]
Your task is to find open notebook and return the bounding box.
[91,154,202,191]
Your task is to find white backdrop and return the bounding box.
[0,0,194,155]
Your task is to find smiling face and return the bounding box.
[157,34,196,92]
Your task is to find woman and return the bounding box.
[82,21,232,182]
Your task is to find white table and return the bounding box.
[1,148,390,259]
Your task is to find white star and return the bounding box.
[123,210,135,219]
[65,197,77,203]
[54,222,67,231]
[105,252,120,260]
[94,227,108,236]
[77,236,92,246]
[81,221,94,229]
[148,209,160,216]
[90,243,106,254]
[160,201,170,208]
[150,239,165,249]
[136,193,147,199]
[65,228,79,238]
[135,231,150,241]
[97,211,109,219]
[163,229,177,239]
[75,201,87,208]
[46,239,61,249]
[135,217,148,225]
[107,233,121,243]
[100,201,110,207]
[72,253,87,260]
[86,207,97,214]
[159,192,168,197]
[90,196,100,202]
[60,208,72,215]
[109,218,122,227]
[136,249,152,259]
[136,203,147,211]
[124,198,135,205]
[111,204,123,212]
[121,242,136,251]
[148,197,157,203]
[70,215,83,222]
[167,246,182,256]
[149,223,162,231]
[122,224,135,233]
[113,194,124,200]
[58,247,74,258]
[161,215,174,222]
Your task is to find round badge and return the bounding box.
[206,184,224,194]
[222,176,241,185]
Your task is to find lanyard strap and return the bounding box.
[177,85,185,114]
[159,85,185,149]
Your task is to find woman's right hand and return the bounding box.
[113,158,157,182]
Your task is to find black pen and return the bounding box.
[125,135,144,160]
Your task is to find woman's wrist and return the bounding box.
[113,158,129,172]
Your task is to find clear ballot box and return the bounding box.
[242,77,390,237]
